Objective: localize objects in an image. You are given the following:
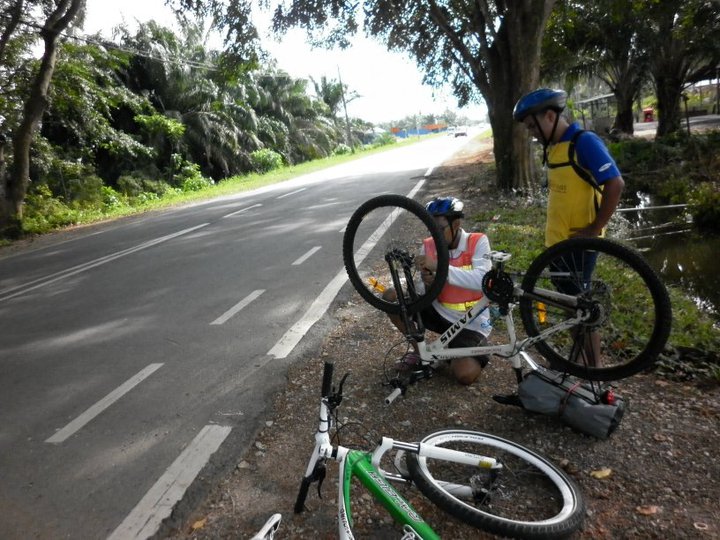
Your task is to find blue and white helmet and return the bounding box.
[513,88,567,122]
[425,196,464,219]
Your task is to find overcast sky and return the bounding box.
[82,0,487,124]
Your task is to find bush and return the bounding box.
[101,186,125,209]
[22,184,79,234]
[689,182,720,230]
[117,175,173,198]
[181,175,214,192]
[372,132,396,148]
[66,175,106,207]
[333,143,352,155]
[249,148,284,173]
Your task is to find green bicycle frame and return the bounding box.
[338,449,440,540]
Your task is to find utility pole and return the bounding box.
[337,66,353,153]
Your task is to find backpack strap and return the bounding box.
[568,130,601,193]
[547,129,602,212]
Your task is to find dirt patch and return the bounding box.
[165,138,720,540]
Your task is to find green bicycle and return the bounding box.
[294,361,585,539]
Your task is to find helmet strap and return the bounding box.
[535,110,561,167]
[448,219,461,248]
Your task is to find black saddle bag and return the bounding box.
[517,366,626,439]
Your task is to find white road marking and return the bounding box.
[276,187,306,199]
[45,363,164,444]
[0,224,210,302]
[291,246,321,266]
[210,289,265,325]
[107,424,232,540]
[268,179,425,359]
[222,203,262,218]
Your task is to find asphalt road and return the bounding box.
[0,134,474,539]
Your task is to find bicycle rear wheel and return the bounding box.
[519,237,672,381]
[342,194,448,315]
[407,429,584,540]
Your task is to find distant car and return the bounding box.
[454,126,468,137]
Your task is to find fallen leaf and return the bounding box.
[590,468,612,479]
[191,517,207,530]
[636,505,660,516]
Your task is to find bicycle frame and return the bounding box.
[420,292,583,363]
[382,251,591,403]
[297,363,502,540]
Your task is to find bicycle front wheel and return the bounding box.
[342,194,448,315]
[406,429,584,540]
[519,237,672,381]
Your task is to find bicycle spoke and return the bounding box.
[407,430,584,539]
[343,195,448,315]
[520,237,671,381]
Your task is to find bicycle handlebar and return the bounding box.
[321,361,334,397]
[385,387,402,405]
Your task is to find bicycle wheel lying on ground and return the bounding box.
[343,194,449,315]
[519,237,672,381]
[407,429,584,540]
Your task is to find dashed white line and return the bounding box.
[107,424,232,540]
[276,187,306,199]
[0,224,210,302]
[222,203,262,218]
[267,179,425,359]
[45,363,164,444]
[210,290,265,325]
[291,246,321,266]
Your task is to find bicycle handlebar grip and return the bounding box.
[294,476,312,513]
[321,362,334,397]
[385,387,402,405]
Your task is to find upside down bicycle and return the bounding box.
[341,194,672,398]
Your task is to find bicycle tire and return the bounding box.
[342,194,449,315]
[406,429,584,540]
[519,237,672,381]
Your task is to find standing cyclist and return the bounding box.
[513,88,625,368]
[384,196,492,385]
[513,88,625,246]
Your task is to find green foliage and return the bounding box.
[610,131,720,228]
[176,162,214,192]
[134,114,186,142]
[117,175,174,198]
[66,175,106,206]
[332,143,352,155]
[22,185,79,234]
[249,148,284,173]
[371,132,396,148]
[474,203,547,270]
[689,183,720,230]
[101,186,125,209]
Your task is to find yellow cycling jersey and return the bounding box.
[545,140,603,246]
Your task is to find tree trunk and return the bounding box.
[485,1,555,191]
[613,83,636,134]
[0,0,85,237]
[655,75,683,137]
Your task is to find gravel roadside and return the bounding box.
[165,138,720,540]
